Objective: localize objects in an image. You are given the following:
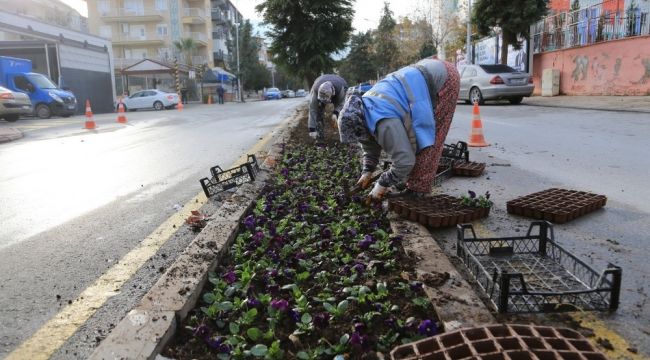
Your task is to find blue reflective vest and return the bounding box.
[362,66,436,152]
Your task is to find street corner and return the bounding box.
[0,127,23,143]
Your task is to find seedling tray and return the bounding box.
[507,188,607,224]
[453,161,486,177]
[199,154,260,198]
[391,324,608,360]
[457,221,621,314]
[389,195,490,228]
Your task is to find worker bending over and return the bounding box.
[308,74,347,139]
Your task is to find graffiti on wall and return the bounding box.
[534,36,650,95]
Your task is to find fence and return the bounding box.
[532,0,649,53]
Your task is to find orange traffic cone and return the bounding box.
[117,100,127,124]
[177,95,184,111]
[84,100,96,130]
[208,94,213,104]
[468,102,489,147]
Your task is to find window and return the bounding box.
[13,75,31,92]
[98,0,110,15]
[100,25,112,38]
[155,0,167,11]
[156,24,168,37]
[462,68,477,78]
[121,23,130,34]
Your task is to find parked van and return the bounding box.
[0,56,77,118]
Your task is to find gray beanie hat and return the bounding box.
[337,95,369,144]
[317,81,335,103]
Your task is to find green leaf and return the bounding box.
[245,308,258,319]
[217,301,234,312]
[203,292,216,304]
[337,300,349,313]
[301,313,312,324]
[250,344,268,357]
[247,327,262,341]
[297,351,310,360]
[296,271,311,281]
[229,322,240,335]
[323,302,335,313]
[340,333,350,345]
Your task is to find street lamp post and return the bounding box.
[466,0,472,64]
[235,22,242,102]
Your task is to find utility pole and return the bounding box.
[466,0,472,64]
[235,22,242,102]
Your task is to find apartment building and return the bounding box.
[210,0,242,69]
[85,0,214,70]
[0,0,87,35]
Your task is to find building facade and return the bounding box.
[210,0,242,69]
[0,0,87,35]
[85,0,214,71]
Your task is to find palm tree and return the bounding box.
[173,38,197,66]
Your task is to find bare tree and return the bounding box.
[411,0,465,60]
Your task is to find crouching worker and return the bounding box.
[308,74,347,139]
[337,59,460,200]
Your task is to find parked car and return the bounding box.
[264,87,282,100]
[120,89,179,111]
[295,89,307,97]
[347,82,373,97]
[282,89,295,98]
[0,85,31,122]
[458,64,534,105]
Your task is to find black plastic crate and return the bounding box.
[456,221,622,314]
[200,154,260,198]
[442,141,470,163]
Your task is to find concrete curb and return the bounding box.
[88,108,302,360]
[391,216,495,332]
[523,103,650,114]
[0,127,23,143]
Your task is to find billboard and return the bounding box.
[474,35,528,72]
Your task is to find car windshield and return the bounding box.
[479,65,518,74]
[268,88,279,92]
[26,74,58,89]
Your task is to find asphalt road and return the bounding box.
[0,98,305,359]
[437,102,650,355]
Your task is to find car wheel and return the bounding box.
[153,101,164,110]
[469,87,484,105]
[4,114,19,122]
[35,104,52,119]
[509,96,523,105]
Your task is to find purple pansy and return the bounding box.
[193,324,211,339]
[246,297,261,308]
[418,319,438,337]
[468,190,477,199]
[222,270,236,284]
[410,281,424,292]
[270,299,289,312]
[313,313,330,329]
[350,331,369,350]
[288,309,300,323]
[243,215,256,230]
[353,263,366,275]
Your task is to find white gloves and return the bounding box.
[369,182,388,200]
[356,172,373,190]
[309,131,318,139]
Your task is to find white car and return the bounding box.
[295,89,307,97]
[120,90,179,111]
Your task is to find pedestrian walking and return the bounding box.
[308,74,347,140]
[337,58,460,200]
[217,85,225,104]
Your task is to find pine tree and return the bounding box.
[338,31,377,84]
[256,0,354,85]
[227,21,260,93]
[472,0,548,64]
[374,2,399,76]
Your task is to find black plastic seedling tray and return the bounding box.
[200,154,260,198]
[456,221,621,314]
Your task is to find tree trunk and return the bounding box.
[500,37,509,65]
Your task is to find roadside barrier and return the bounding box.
[468,102,488,147]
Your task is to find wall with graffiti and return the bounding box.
[532,35,650,95]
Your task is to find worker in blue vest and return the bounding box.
[337,58,461,200]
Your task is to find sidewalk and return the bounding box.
[524,95,650,113]
[0,127,23,143]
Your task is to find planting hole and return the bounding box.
[474,340,498,354]
[558,351,582,360]
[506,351,533,360]
[440,332,465,348]
[533,350,558,360]
[535,327,557,338]
[393,345,416,359]
[547,339,570,350]
[483,353,507,360]
[570,340,593,351]
[421,352,446,360]
[557,328,581,339]
[497,337,522,350]
[488,325,512,338]
[448,344,472,359]
[510,325,533,337]
[417,338,440,354]
[522,337,546,349]
[464,328,488,341]
[583,353,608,360]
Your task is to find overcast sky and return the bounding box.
[60,0,420,33]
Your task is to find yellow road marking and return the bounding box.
[6,120,285,360]
[468,223,640,359]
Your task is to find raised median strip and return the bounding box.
[0,127,23,143]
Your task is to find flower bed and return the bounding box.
[163,123,440,359]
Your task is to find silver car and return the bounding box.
[459,64,534,105]
[121,89,179,111]
[0,86,31,122]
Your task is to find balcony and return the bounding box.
[112,33,167,46]
[182,8,208,24]
[211,9,227,24]
[192,55,209,65]
[213,0,229,10]
[188,32,208,46]
[99,8,164,22]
